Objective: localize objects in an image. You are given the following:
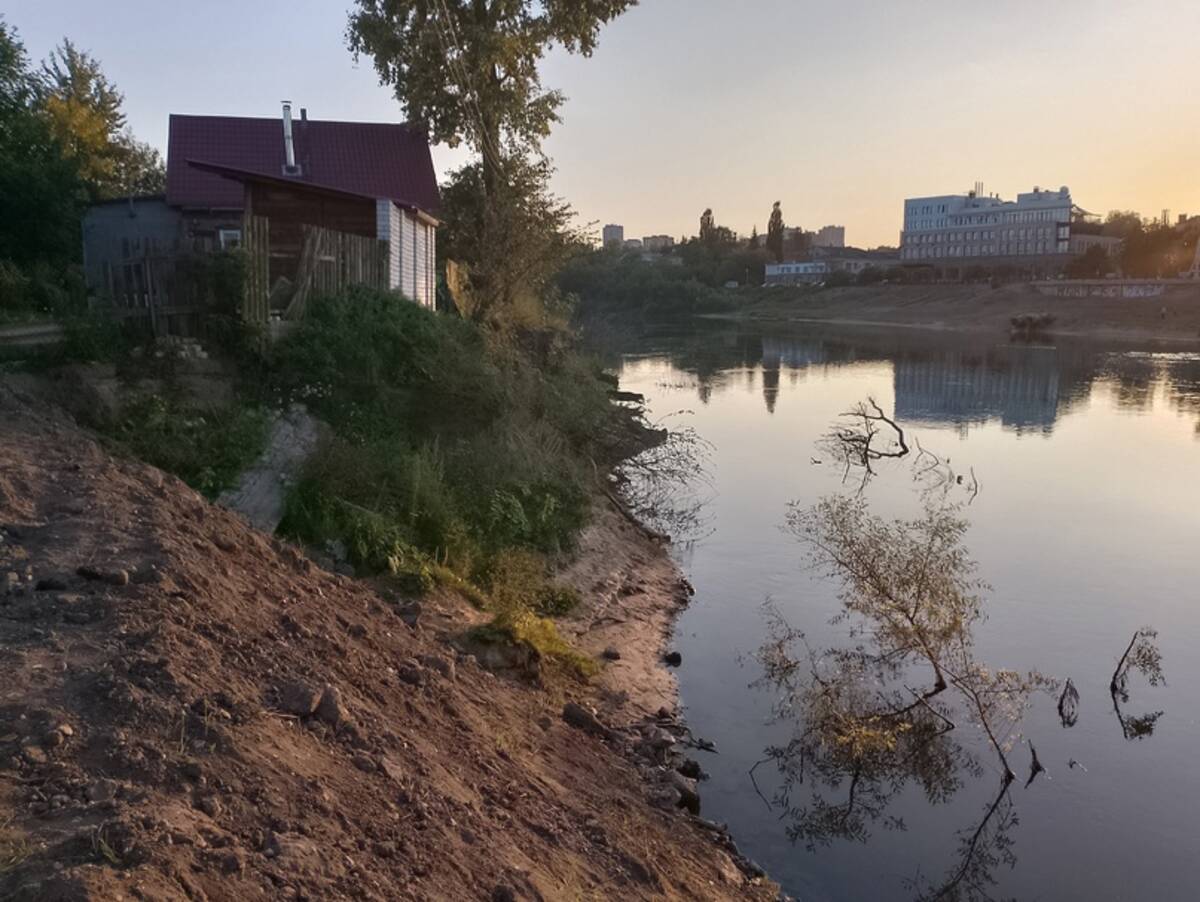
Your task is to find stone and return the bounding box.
[601,647,621,661]
[315,685,347,727]
[397,661,425,687]
[278,682,321,716]
[41,729,64,748]
[668,771,701,815]
[562,702,612,740]
[395,601,422,628]
[76,566,129,587]
[352,753,376,773]
[56,723,74,737]
[377,756,405,785]
[219,850,244,873]
[87,779,119,803]
[21,745,47,765]
[491,885,517,902]
[418,654,455,681]
[662,651,682,667]
[677,758,703,780]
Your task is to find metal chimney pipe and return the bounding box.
[281,101,296,172]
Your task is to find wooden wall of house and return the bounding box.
[246,182,377,285]
[82,199,183,295]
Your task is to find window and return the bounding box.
[218,228,242,250]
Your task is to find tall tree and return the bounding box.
[767,200,784,263]
[699,208,715,244]
[347,1,635,204]
[0,20,86,268]
[747,225,759,250]
[38,39,163,199]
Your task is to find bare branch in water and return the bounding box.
[1109,627,1165,741]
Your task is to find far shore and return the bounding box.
[719,281,1200,345]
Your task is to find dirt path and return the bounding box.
[0,388,778,902]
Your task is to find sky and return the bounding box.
[7,0,1199,248]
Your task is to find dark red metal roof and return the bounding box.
[166,114,440,213]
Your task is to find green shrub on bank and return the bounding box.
[108,394,269,499]
[271,288,623,573]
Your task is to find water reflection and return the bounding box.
[754,441,1165,901]
[625,324,1200,435]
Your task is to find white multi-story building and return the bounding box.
[602,224,625,247]
[899,186,1073,267]
[642,234,676,252]
[813,225,845,249]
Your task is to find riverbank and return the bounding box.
[732,281,1200,343]
[0,386,777,901]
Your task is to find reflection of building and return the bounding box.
[892,352,1062,431]
[602,224,624,247]
[812,225,845,248]
[899,185,1073,274]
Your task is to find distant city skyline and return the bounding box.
[6,0,1198,248]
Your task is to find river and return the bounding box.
[614,321,1200,901]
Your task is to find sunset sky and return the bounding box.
[8,0,1198,248]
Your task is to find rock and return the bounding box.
[76,565,129,587]
[668,771,701,815]
[196,795,222,817]
[41,729,64,748]
[395,601,422,628]
[352,753,376,773]
[212,535,237,553]
[35,577,68,592]
[219,850,244,873]
[56,723,74,737]
[20,744,47,765]
[562,702,612,740]
[663,651,682,667]
[397,660,425,687]
[278,681,321,716]
[87,779,119,803]
[417,654,455,681]
[377,756,405,785]
[491,885,517,902]
[678,758,703,780]
[601,647,621,661]
[315,685,347,726]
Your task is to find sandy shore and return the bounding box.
[734,281,1200,344]
[557,500,688,721]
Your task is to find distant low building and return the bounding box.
[813,246,900,274]
[623,238,643,250]
[812,225,845,249]
[1068,230,1123,258]
[899,184,1076,277]
[642,234,675,252]
[602,224,625,247]
[764,261,829,285]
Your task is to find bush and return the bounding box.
[272,288,629,583]
[107,394,269,498]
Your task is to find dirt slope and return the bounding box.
[0,389,775,902]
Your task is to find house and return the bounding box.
[82,103,441,315]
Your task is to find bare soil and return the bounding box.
[739,282,1200,343]
[0,387,776,902]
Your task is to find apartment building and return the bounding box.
[899,185,1073,270]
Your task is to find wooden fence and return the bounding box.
[280,224,390,321]
[102,217,389,339]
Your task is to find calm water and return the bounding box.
[614,323,1200,902]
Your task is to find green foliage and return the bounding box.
[273,288,625,578]
[348,0,635,158]
[1065,244,1114,279]
[107,395,269,499]
[38,38,165,200]
[767,201,785,263]
[439,155,584,327]
[559,251,736,321]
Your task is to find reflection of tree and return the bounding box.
[906,780,1018,902]
[1109,627,1165,741]
[615,412,714,544]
